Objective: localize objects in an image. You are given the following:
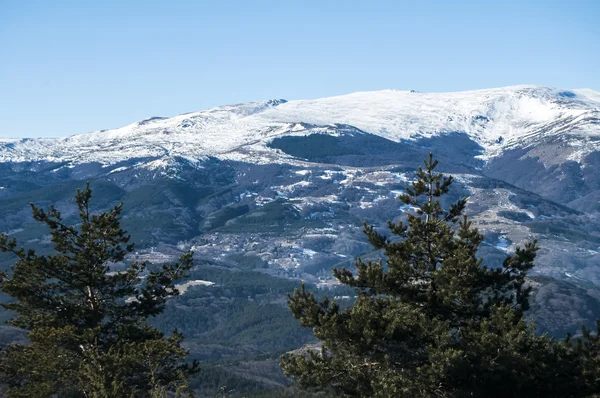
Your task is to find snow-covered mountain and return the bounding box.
[2,85,600,337]
[1,85,599,167]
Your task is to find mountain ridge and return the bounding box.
[1,85,599,167]
[1,85,600,340]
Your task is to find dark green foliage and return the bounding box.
[216,200,327,234]
[269,133,364,159]
[120,181,211,246]
[189,364,269,397]
[0,183,198,397]
[222,253,268,270]
[203,205,250,231]
[267,131,484,170]
[529,219,600,245]
[189,361,325,398]
[570,321,600,395]
[150,267,315,355]
[528,276,600,338]
[281,154,600,397]
[496,210,535,223]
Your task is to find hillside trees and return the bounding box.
[0,183,198,397]
[281,154,597,397]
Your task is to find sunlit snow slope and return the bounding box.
[1,85,598,166]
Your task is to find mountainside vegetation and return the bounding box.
[0,184,198,397]
[0,153,600,396]
[282,154,600,397]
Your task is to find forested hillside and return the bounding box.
[1,86,600,395]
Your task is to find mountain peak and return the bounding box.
[0,86,598,166]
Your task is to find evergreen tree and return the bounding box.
[0,183,198,397]
[281,154,586,397]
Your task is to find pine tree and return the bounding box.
[281,154,584,397]
[0,183,198,397]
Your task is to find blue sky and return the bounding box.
[1,0,598,138]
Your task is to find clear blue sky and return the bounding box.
[1,0,598,138]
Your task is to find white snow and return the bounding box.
[109,166,130,174]
[1,86,598,167]
[303,249,318,257]
[564,272,585,281]
[277,180,312,193]
[175,279,215,293]
[573,88,600,104]
[496,236,511,250]
[359,201,373,209]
